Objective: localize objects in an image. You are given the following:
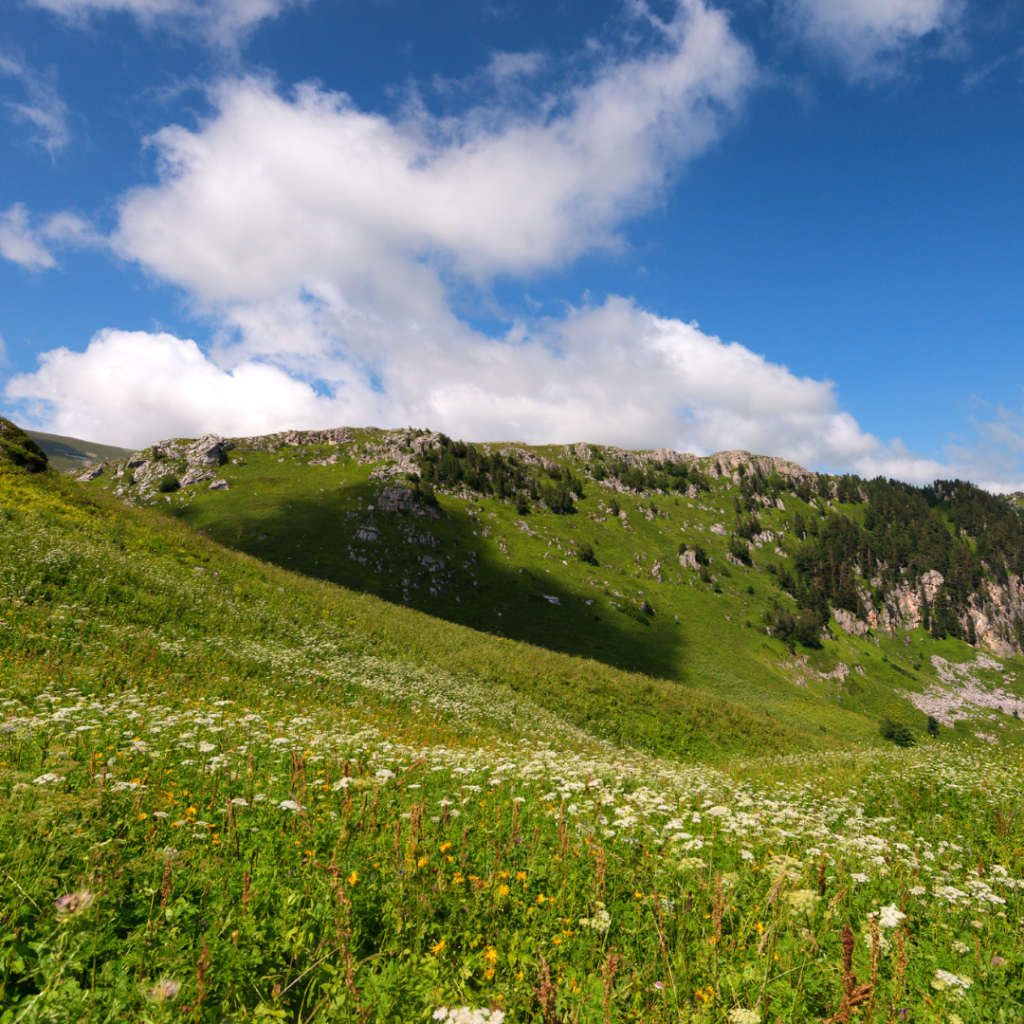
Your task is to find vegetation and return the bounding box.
[4,424,1024,1020]
[0,416,48,474]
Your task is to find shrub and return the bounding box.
[576,541,597,566]
[157,474,180,493]
[880,717,916,747]
[728,536,752,566]
[927,715,940,737]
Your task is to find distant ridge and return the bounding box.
[25,430,134,474]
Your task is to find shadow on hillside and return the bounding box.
[179,483,687,680]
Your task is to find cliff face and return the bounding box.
[833,568,1024,658]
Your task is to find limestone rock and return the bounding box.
[77,464,103,482]
[832,607,869,637]
[679,550,698,570]
[209,479,229,491]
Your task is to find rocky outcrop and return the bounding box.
[376,485,440,519]
[832,607,869,637]
[699,450,815,485]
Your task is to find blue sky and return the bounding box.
[1,0,1023,488]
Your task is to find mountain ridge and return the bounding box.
[74,423,1024,750]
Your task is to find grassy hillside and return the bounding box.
[26,429,134,475]
[84,427,1024,753]
[3,458,1024,1021]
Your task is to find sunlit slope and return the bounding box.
[26,429,134,474]
[0,463,832,761]
[83,427,1024,750]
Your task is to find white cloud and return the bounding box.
[0,52,71,157]
[0,204,57,270]
[2,297,952,485]
[3,329,357,448]
[27,0,305,48]
[784,0,964,79]
[0,203,103,271]
[113,0,757,309]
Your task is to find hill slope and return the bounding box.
[25,429,134,474]
[3,439,1024,1022]
[83,426,1024,751]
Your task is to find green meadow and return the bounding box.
[2,427,1024,1021]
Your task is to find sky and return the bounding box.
[1,0,1023,490]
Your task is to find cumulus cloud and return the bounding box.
[784,0,965,79]
[0,52,71,157]
[113,0,757,308]
[3,0,980,485]
[3,329,354,448]
[3,297,952,485]
[0,203,102,270]
[27,0,306,47]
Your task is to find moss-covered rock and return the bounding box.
[0,416,48,473]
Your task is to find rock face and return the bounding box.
[679,550,699,570]
[77,464,103,482]
[700,450,815,485]
[832,607,869,637]
[185,435,233,466]
[837,566,1024,658]
[376,485,439,519]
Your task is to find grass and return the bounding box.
[86,428,1024,751]
[2,445,1024,1021]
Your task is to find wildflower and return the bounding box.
[931,969,972,994]
[348,871,358,885]
[278,799,303,812]
[32,773,65,786]
[143,977,181,1004]
[55,890,93,916]
[579,902,611,934]
[728,1010,759,1024]
[536,894,546,905]
[453,872,465,883]
[499,884,510,896]
[484,947,498,964]
[877,904,906,929]
[516,871,527,881]
[431,938,446,955]
[785,889,819,917]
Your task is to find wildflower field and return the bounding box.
[3,467,1024,1021]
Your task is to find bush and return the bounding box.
[765,607,823,648]
[157,474,180,493]
[927,715,940,737]
[728,537,752,565]
[576,541,597,566]
[880,717,916,747]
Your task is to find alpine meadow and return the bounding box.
[2,416,1024,1024]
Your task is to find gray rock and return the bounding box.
[185,434,234,467]
[77,465,103,482]
[208,479,229,491]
